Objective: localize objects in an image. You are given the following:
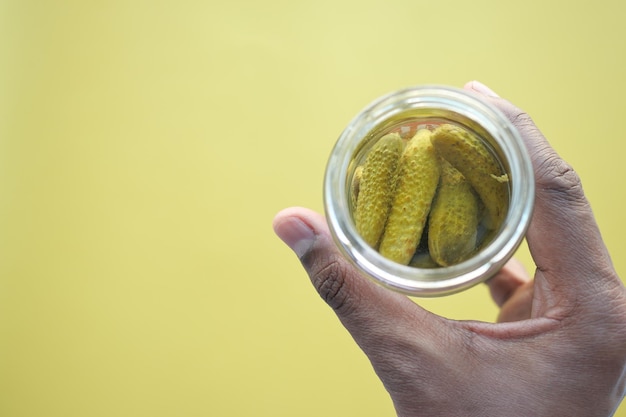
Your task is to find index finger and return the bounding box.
[464,82,619,300]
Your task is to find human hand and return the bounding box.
[273,81,626,416]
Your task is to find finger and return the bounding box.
[486,258,530,308]
[272,207,445,349]
[464,81,618,295]
[496,280,534,323]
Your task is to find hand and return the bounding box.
[273,81,626,417]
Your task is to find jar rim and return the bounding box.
[324,85,535,297]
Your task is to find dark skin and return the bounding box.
[273,81,626,416]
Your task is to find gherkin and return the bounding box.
[428,158,479,266]
[408,251,439,269]
[378,129,440,265]
[354,133,404,248]
[350,165,363,211]
[431,124,509,229]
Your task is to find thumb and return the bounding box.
[273,207,444,351]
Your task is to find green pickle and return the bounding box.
[351,123,509,268]
[354,133,404,248]
[378,129,440,265]
[428,158,479,266]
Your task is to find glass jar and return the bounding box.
[323,85,534,297]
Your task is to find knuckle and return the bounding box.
[507,108,587,205]
[511,109,535,130]
[303,252,354,314]
[536,155,586,204]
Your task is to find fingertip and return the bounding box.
[464,80,500,98]
[273,207,322,258]
[272,207,304,231]
[486,259,531,307]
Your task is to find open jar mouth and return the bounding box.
[323,85,534,297]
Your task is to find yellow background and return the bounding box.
[2,1,625,416]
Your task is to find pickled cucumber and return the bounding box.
[350,165,363,210]
[431,124,508,229]
[409,251,440,268]
[351,122,509,269]
[378,129,440,265]
[354,133,404,248]
[428,159,479,266]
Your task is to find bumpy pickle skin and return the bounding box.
[354,133,404,248]
[409,251,440,268]
[378,129,441,265]
[431,124,509,229]
[428,159,480,266]
[350,165,363,211]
